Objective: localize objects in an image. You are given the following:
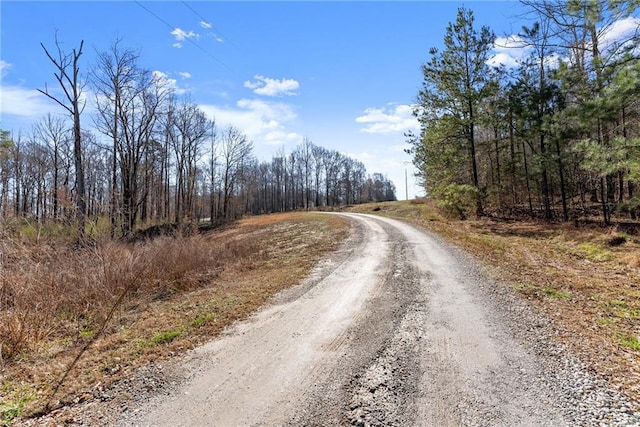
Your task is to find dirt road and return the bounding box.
[120,213,636,426]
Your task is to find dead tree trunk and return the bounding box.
[38,37,86,242]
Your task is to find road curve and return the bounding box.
[123,213,570,426]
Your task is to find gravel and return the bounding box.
[413,218,640,426]
[19,213,640,426]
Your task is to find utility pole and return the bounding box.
[403,160,411,201]
[405,167,408,200]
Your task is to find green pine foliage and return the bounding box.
[412,7,495,217]
[409,2,640,223]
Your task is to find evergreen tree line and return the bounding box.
[407,1,640,224]
[0,41,396,238]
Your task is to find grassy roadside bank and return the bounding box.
[1,212,350,425]
[347,200,640,403]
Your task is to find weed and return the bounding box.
[84,216,112,241]
[150,330,182,345]
[605,300,640,320]
[541,287,572,299]
[189,313,217,328]
[479,234,505,251]
[79,325,95,338]
[577,242,613,262]
[559,241,614,262]
[610,300,629,309]
[596,317,616,326]
[0,383,36,426]
[619,335,640,351]
[515,284,571,300]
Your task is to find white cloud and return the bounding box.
[487,51,521,68]
[263,130,303,146]
[200,20,212,29]
[494,34,528,50]
[355,103,419,134]
[235,99,297,122]
[488,17,640,69]
[600,16,640,54]
[178,71,192,79]
[199,98,301,148]
[170,28,199,48]
[0,60,11,78]
[488,34,532,68]
[0,84,60,119]
[152,70,187,95]
[543,52,563,69]
[244,75,300,97]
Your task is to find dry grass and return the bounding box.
[349,200,640,402]
[0,212,349,424]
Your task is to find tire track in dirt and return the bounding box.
[123,213,393,426]
[121,213,577,426]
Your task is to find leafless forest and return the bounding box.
[0,40,396,242]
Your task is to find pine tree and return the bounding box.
[414,7,495,217]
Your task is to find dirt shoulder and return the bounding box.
[2,212,350,426]
[347,200,640,404]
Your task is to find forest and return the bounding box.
[0,40,396,239]
[407,1,640,225]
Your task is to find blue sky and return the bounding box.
[1,1,532,199]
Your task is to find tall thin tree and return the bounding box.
[38,36,86,241]
[415,7,495,217]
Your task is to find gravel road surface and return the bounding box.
[116,213,640,426]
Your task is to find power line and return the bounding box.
[180,0,234,48]
[133,0,233,73]
[180,1,221,35]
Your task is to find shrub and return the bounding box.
[434,183,480,220]
[0,233,224,364]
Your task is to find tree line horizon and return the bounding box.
[0,39,396,239]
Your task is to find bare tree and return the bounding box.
[166,98,209,223]
[323,149,344,207]
[34,114,69,220]
[220,126,253,219]
[95,55,170,234]
[271,149,287,212]
[38,36,86,241]
[92,39,141,236]
[297,137,314,210]
[206,121,219,222]
[312,144,327,208]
